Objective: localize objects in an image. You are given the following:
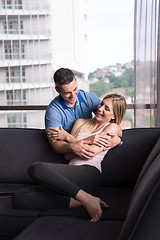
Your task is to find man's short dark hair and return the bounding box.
[54,68,75,89]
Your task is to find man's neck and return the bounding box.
[62,97,77,108]
[66,101,77,108]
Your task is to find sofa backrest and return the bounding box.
[0,128,66,183]
[1,127,160,187]
[101,128,160,188]
[118,153,160,240]
[134,137,160,191]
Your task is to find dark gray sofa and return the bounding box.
[0,127,160,240]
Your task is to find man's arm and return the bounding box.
[67,123,122,157]
[46,118,97,159]
[47,120,121,158]
[47,136,96,160]
[84,123,122,150]
[46,118,85,153]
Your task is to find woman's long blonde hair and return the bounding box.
[75,93,126,136]
[103,93,126,125]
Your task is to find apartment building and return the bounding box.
[0,0,88,128]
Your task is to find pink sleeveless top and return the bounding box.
[69,123,109,172]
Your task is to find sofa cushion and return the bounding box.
[101,128,160,187]
[0,128,66,183]
[38,187,132,221]
[0,196,41,237]
[0,236,13,240]
[98,187,132,220]
[14,216,123,240]
[0,183,38,196]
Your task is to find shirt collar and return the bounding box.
[59,91,83,110]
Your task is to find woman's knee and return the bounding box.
[28,162,45,179]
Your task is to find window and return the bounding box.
[4,43,25,59]
[7,112,27,128]
[14,0,22,9]
[2,0,23,9]
[5,44,12,59]
[4,20,23,34]
[6,67,25,83]
[6,90,26,105]
[2,0,12,9]
[20,20,23,33]
[6,90,14,105]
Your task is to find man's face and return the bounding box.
[56,78,79,106]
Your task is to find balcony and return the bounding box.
[0,1,51,15]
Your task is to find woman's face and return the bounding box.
[95,98,115,123]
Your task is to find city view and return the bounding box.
[88,61,134,128]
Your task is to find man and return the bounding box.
[45,68,121,159]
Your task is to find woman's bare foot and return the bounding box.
[76,190,108,222]
[69,198,82,208]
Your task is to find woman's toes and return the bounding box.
[90,214,99,222]
[100,200,108,208]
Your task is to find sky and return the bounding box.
[87,0,134,72]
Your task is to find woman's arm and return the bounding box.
[46,119,96,159]
[82,123,122,154]
[82,123,121,147]
[65,123,122,158]
[47,127,78,143]
[47,118,87,143]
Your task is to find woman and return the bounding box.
[13,93,126,222]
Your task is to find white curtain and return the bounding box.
[157,1,160,127]
[134,0,160,127]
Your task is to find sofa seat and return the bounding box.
[15,152,160,240]
[14,216,123,240]
[41,187,132,221]
[0,186,132,239]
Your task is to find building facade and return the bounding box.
[0,0,88,128]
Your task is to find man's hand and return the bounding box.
[69,140,96,160]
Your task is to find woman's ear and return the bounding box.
[110,115,116,122]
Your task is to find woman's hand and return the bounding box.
[47,127,68,141]
[86,132,121,150]
[103,132,121,150]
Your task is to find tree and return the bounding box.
[125,88,134,99]
[89,81,109,98]
[89,66,134,99]
[107,73,117,84]
[122,68,134,87]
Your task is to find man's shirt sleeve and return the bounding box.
[45,105,62,129]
